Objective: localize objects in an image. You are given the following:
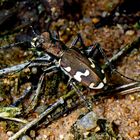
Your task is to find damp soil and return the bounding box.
[0,0,140,140]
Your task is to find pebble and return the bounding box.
[83,132,90,138]
[7,131,14,137]
[30,130,36,138]
[75,111,98,131]
[0,96,4,101]
[64,133,74,140]
[20,135,32,140]
[92,18,100,24]
[129,95,135,101]
[129,130,139,138]
[59,134,64,140]
[31,67,37,74]
[125,30,135,36]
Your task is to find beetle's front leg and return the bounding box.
[0,55,54,76]
[82,43,99,58]
[69,33,85,48]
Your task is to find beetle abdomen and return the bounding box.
[59,49,106,89]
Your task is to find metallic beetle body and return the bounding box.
[35,32,107,89]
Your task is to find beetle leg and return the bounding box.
[93,43,114,71]
[70,33,85,48]
[83,43,114,71]
[70,81,93,111]
[82,44,98,58]
[29,72,46,110]
[0,56,55,76]
[11,86,32,107]
[43,65,59,72]
[70,34,103,60]
[30,66,59,110]
[90,44,140,82]
[11,65,58,111]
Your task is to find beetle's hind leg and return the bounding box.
[87,43,140,83]
[10,64,59,112]
[28,65,59,110]
[70,81,93,111]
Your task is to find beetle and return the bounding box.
[29,31,112,110]
[31,31,107,91]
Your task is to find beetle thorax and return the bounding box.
[41,32,64,57]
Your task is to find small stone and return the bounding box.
[31,67,37,74]
[0,96,4,101]
[51,7,56,13]
[23,52,27,56]
[43,135,47,138]
[102,11,108,17]
[115,12,120,16]
[24,68,30,73]
[30,130,36,138]
[92,18,100,24]
[7,131,14,136]
[129,95,135,101]
[129,130,139,138]
[20,135,31,140]
[94,126,100,132]
[83,132,90,138]
[59,134,64,140]
[75,111,98,131]
[64,133,74,140]
[125,30,135,36]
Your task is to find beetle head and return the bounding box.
[41,32,65,57]
[31,31,66,57]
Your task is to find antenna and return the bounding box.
[0,42,25,50]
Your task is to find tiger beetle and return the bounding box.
[29,31,114,111]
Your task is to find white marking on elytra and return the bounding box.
[74,70,90,82]
[89,82,104,89]
[58,59,61,66]
[89,83,95,89]
[31,37,38,47]
[91,63,95,68]
[101,69,104,73]
[103,77,107,83]
[64,66,71,72]
[88,58,95,68]
[96,82,104,89]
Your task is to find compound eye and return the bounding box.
[31,36,44,48]
[31,37,39,47]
